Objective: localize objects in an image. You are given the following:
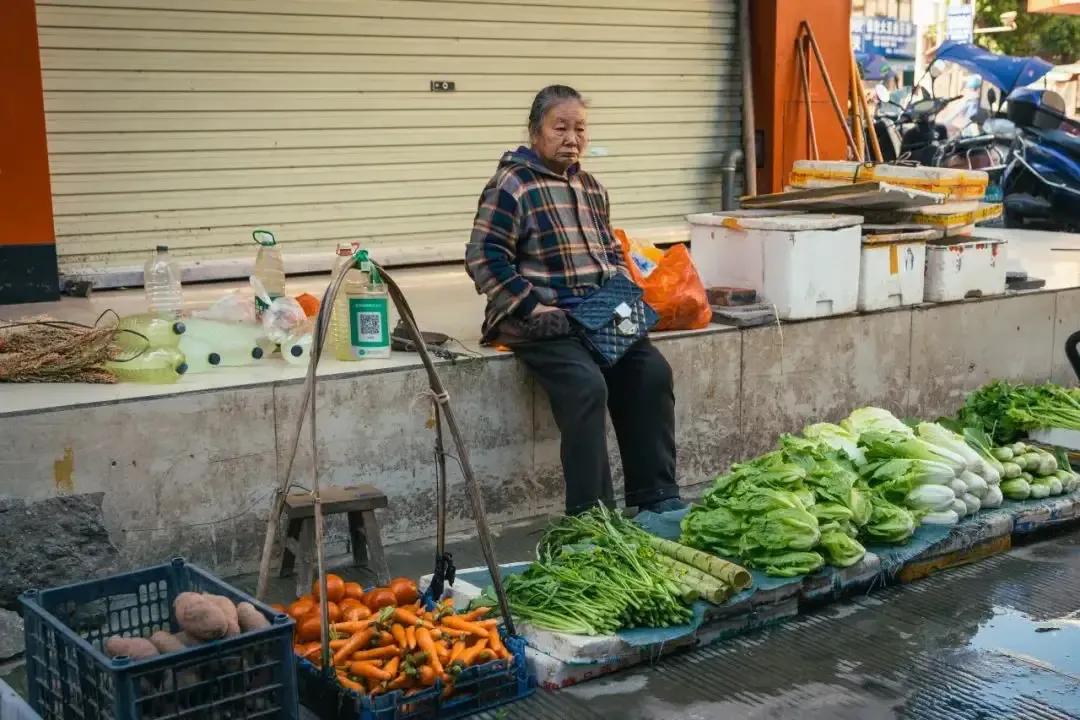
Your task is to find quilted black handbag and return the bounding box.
[568,273,658,368]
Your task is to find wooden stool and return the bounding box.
[278,484,389,597]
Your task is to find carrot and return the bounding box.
[455,639,488,668]
[436,627,469,640]
[350,661,392,682]
[384,656,401,678]
[376,630,395,647]
[490,626,509,660]
[329,639,349,650]
[405,625,417,651]
[386,673,412,691]
[415,627,445,675]
[477,619,500,629]
[473,649,495,665]
[390,623,407,648]
[462,606,491,622]
[336,672,363,692]
[332,620,375,634]
[441,615,491,637]
[350,645,400,663]
[418,665,437,686]
[449,640,467,664]
[437,646,450,666]
[393,607,430,628]
[332,629,374,666]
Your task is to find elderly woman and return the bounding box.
[465,85,683,515]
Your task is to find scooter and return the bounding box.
[870,87,961,165]
[1002,88,1080,231]
[936,88,1014,198]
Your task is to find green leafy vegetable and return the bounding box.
[861,495,917,544]
[818,530,866,567]
[803,422,866,465]
[960,381,1080,444]
[860,431,967,474]
[842,407,913,437]
[1000,477,1031,500]
[747,550,825,577]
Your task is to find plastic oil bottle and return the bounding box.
[114,313,186,353]
[252,229,285,320]
[106,347,188,384]
[329,242,356,357]
[143,245,183,319]
[332,249,390,360]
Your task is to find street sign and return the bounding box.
[851,15,917,59]
[946,4,975,44]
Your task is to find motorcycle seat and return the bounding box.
[1030,127,1080,158]
[954,135,996,149]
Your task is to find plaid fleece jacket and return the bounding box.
[466,146,628,340]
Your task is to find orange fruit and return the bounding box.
[286,596,315,620]
[312,574,346,604]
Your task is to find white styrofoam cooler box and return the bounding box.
[858,238,927,311]
[687,211,863,320]
[924,238,1007,303]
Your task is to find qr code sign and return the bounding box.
[357,311,382,342]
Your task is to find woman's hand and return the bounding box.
[530,304,562,316]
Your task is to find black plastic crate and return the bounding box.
[20,557,298,720]
[298,632,533,720]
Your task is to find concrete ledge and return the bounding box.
[1,290,1077,577]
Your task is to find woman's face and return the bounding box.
[531,100,588,175]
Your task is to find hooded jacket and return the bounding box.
[465,146,627,341]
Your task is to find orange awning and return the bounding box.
[1027,0,1080,15]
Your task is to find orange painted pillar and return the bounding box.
[1,0,58,303]
[750,0,853,194]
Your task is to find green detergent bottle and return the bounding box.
[334,249,390,360]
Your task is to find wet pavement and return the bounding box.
[480,528,1080,720]
[7,523,1079,719]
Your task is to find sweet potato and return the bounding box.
[173,631,198,647]
[104,636,160,660]
[203,593,240,637]
[148,631,187,655]
[236,602,271,632]
[174,591,228,641]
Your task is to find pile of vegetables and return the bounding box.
[681,395,1080,579]
[960,381,1080,444]
[995,441,1079,500]
[855,416,1005,526]
[680,430,882,577]
[491,506,751,636]
[281,574,509,698]
[102,591,271,660]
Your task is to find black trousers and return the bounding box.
[512,337,678,514]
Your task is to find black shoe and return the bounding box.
[639,497,687,514]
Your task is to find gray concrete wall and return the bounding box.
[1,290,1076,577]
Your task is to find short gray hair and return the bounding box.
[527,85,585,137]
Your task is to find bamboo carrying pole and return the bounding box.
[738,0,757,196]
[796,37,819,161]
[799,21,859,159]
[852,49,884,163]
[256,253,518,670]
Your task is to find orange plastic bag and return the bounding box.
[615,229,711,331]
